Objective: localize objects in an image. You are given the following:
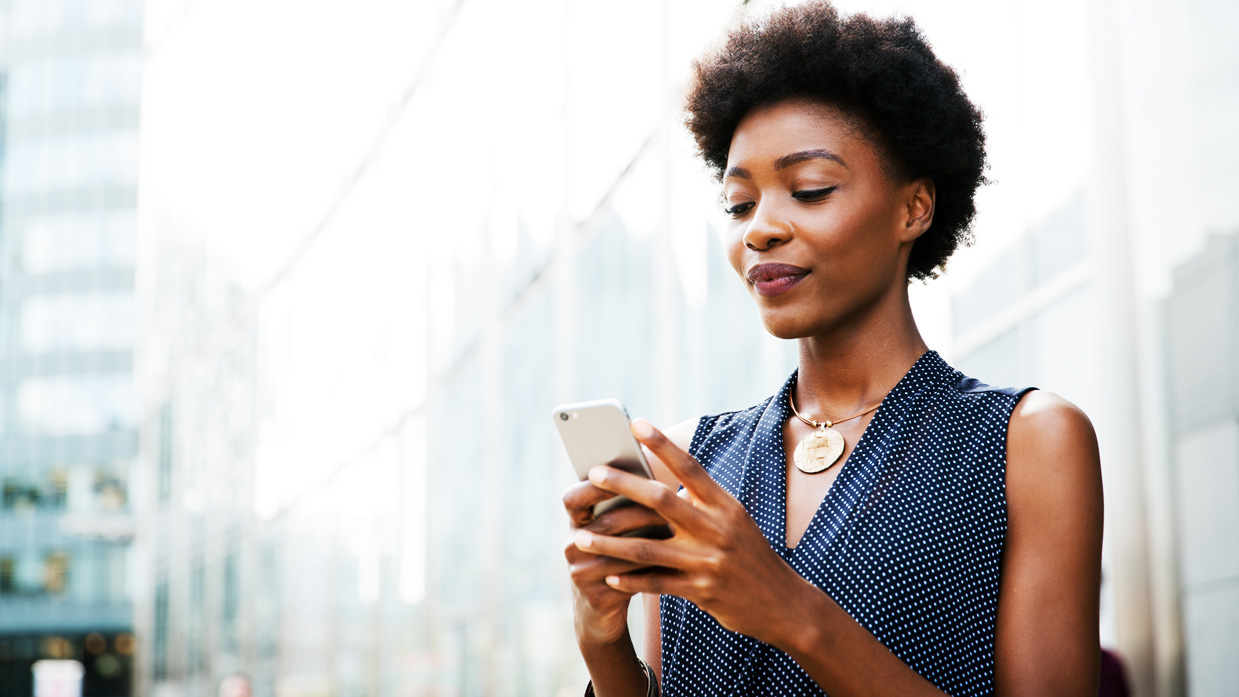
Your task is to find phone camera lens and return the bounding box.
[559,412,569,421]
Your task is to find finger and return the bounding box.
[604,568,690,597]
[587,466,696,529]
[565,530,664,567]
[631,418,726,506]
[584,504,670,537]
[566,547,649,579]
[562,480,618,527]
[575,529,681,568]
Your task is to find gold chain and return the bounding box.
[788,380,883,429]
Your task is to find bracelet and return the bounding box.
[584,658,660,697]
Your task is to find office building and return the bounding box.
[133,0,1239,695]
[1163,234,1239,697]
[0,1,145,696]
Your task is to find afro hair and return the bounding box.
[685,2,988,281]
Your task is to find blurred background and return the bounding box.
[0,0,1236,695]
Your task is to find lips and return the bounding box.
[746,263,809,297]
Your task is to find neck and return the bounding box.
[793,287,928,420]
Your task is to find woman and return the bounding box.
[562,4,1103,696]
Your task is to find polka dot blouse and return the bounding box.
[660,350,1033,696]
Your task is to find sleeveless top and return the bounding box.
[660,350,1033,697]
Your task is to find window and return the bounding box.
[21,210,137,272]
[16,373,137,436]
[158,404,173,503]
[94,469,126,512]
[223,551,240,653]
[153,580,169,679]
[2,131,139,197]
[0,557,14,595]
[1,472,72,512]
[0,74,8,162]
[11,0,142,38]
[0,550,70,596]
[48,469,68,508]
[20,292,136,352]
[2,478,41,511]
[187,561,205,675]
[43,551,70,594]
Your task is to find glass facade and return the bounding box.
[132,1,794,694]
[67,0,1239,696]
[0,1,143,695]
[945,2,1239,694]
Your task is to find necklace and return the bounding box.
[788,380,884,474]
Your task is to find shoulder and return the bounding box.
[1005,390,1103,528]
[1007,390,1099,472]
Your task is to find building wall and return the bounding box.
[132,0,1239,696]
[0,1,144,695]
[1164,235,1239,697]
[948,0,1239,694]
[134,1,794,695]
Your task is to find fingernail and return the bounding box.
[632,418,654,438]
[575,530,593,549]
[588,467,608,485]
[605,575,621,587]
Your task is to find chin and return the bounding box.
[757,313,818,341]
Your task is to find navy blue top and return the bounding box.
[660,351,1033,697]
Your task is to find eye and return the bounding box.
[793,186,837,202]
[723,201,754,218]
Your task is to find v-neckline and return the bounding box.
[767,351,936,555]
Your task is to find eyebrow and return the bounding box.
[775,149,848,171]
[724,149,848,179]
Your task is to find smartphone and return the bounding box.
[552,399,672,538]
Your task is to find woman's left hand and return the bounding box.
[573,418,813,645]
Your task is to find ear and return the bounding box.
[900,178,935,242]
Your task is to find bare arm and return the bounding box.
[994,391,1103,695]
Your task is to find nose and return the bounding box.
[741,200,792,251]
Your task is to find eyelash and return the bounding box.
[723,187,837,218]
[793,186,837,202]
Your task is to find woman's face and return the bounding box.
[723,98,931,340]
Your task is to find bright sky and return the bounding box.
[141,0,1094,291]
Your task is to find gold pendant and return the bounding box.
[793,426,845,473]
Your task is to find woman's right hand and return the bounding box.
[563,476,671,646]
